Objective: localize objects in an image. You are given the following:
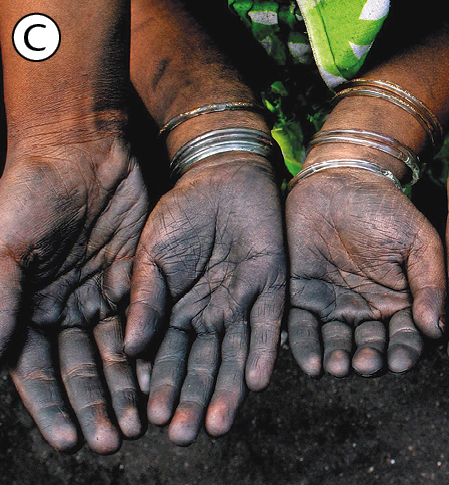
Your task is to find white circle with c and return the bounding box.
[13,13,60,62]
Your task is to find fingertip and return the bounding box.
[148,403,172,426]
[45,422,79,453]
[148,387,176,426]
[245,365,271,392]
[388,344,420,374]
[412,288,446,339]
[324,350,351,378]
[87,425,122,455]
[136,359,152,395]
[124,327,153,357]
[295,351,322,378]
[168,407,201,447]
[246,350,276,391]
[205,396,236,437]
[125,304,160,357]
[352,347,384,377]
[118,407,142,440]
[168,425,197,447]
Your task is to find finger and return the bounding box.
[167,276,249,440]
[387,308,423,373]
[168,333,220,446]
[147,326,190,427]
[125,252,166,356]
[59,327,121,455]
[93,316,142,439]
[288,308,322,377]
[322,321,352,377]
[0,254,22,360]
[408,224,446,339]
[245,282,284,391]
[136,359,152,395]
[206,323,248,437]
[10,327,78,452]
[352,321,386,377]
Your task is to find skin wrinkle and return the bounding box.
[292,199,417,322]
[0,0,151,452]
[126,11,285,434]
[152,58,171,91]
[292,277,382,325]
[109,387,136,396]
[155,351,190,367]
[32,403,68,417]
[8,112,127,149]
[72,400,108,415]
[100,354,128,368]
[291,278,337,316]
[31,183,144,319]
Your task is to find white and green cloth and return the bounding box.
[228,0,390,176]
[228,0,389,88]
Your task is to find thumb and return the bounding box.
[0,251,23,360]
[407,222,446,339]
[124,248,166,357]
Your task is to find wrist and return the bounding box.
[304,137,411,184]
[305,95,431,184]
[5,131,131,179]
[6,109,128,150]
[326,96,428,152]
[165,109,270,160]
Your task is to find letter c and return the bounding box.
[24,24,46,51]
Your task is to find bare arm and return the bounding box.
[0,0,147,454]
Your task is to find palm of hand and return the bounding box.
[287,170,445,378]
[2,138,149,453]
[126,160,286,445]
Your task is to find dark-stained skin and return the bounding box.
[0,0,286,452]
[0,0,147,454]
[128,0,286,446]
[1,0,449,455]
[287,24,449,378]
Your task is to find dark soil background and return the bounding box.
[2,341,449,485]
[2,2,449,484]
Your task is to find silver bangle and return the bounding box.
[334,79,444,154]
[308,129,420,186]
[170,128,282,180]
[287,159,403,192]
[159,102,269,140]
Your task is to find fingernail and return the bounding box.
[438,316,446,334]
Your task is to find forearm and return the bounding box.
[305,24,449,184]
[130,0,268,157]
[0,0,130,145]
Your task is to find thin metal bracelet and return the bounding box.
[170,127,282,180]
[159,102,269,140]
[334,79,444,154]
[308,129,420,186]
[287,159,403,192]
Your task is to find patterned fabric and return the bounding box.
[297,0,389,87]
[228,0,389,88]
[228,0,390,176]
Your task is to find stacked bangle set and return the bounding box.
[289,79,444,191]
[159,79,444,190]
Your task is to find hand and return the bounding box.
[10,316,144,454]
[125,155,286,446]
[0,136,149,453]
[286,168,446,378]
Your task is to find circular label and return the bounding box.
[13,14,61,62]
